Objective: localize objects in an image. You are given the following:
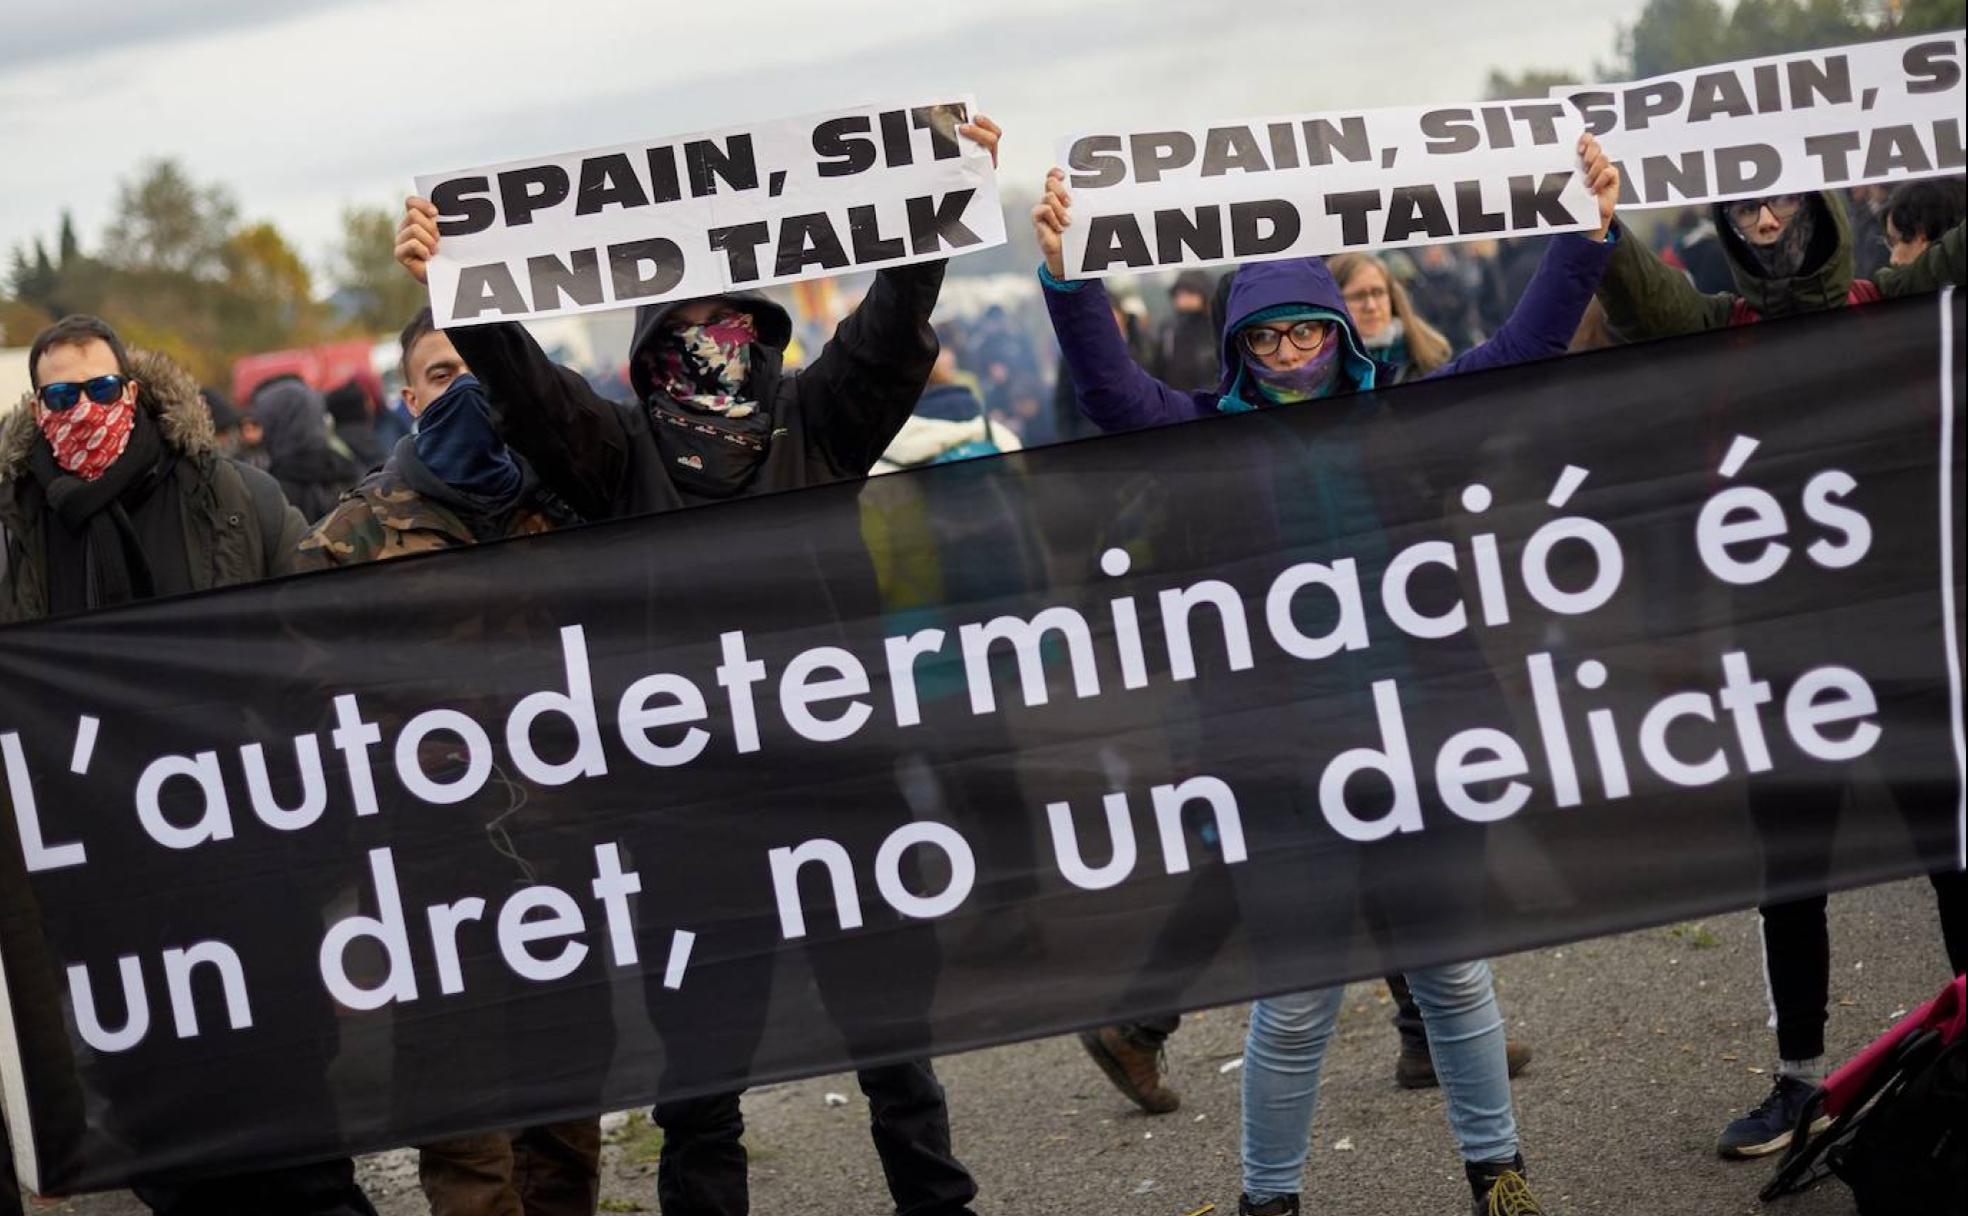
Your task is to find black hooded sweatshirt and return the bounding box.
[445,261,945,522]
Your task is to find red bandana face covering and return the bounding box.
[38,397,137,481]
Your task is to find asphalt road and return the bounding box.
[23,877,1955,1215]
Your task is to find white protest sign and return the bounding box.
[415,97,1006,327]
[1054,101,1599,280]
[1550,31,1965,209]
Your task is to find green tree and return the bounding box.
[332,204,427,333]
[101,159,239,278]
[1484,68,1581,100]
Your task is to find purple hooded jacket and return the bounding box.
[1042,233,1614,433]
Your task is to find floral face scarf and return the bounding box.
[38,396,136,481]
[1245,323,1343,405]
[648,312,761,417]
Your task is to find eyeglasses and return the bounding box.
[1724,194,1806,229]
[1343,286,1390,307]
[37,374,130,412]
[1241,321,1330,357]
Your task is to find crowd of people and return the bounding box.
[2,99,1965,1216]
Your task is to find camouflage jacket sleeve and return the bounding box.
[294,496,385,571]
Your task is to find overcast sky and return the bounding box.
[0,0,1647,278]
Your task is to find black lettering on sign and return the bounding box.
[1453,181,1507,235]
[1510,102,1568,146]
[686,135,758,197]
[1066,136,1126,189]
[1622,81,1682,131]
[1130,131,1197,183]
[1641,151,1710,203]
[1202,126,1270,177]
[813,116,878,178]
[1562,90,1619,137]
[1863,124,1932,176]
[453,263,527,320]
[1421,108,1480,156]
[1385,184,1454,242]
[847,205,906,263]
[1803,132,1860,182]
[1507,172,1574,229]
[1082,214,1152,272]
[646,146,683,205]
[775,213,851,278]
[1325,189,1384,246]
[528,250,604,311]
[1153,206,1225,263]
[1687,71,1754,122]
[432,177,496,237]
[912,103,969,161]
[1302,116,1370,165]
[907,189,982,255]
[609,238,686,300]
[709,222,772,283]
[1714,144,1782,195]
[1228,198,1298,256]
[1787,54,1852,108]
[575,155,649,215]
[1903,40,1962,95]
[1268,122,1301,170]
[1939,118,1966,171]
[498,165,570,228]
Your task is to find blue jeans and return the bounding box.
[1241,960,1518,1201]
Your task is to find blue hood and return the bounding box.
[1214,257,1379,405]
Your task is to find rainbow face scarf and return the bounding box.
[1244,321,1342,405]
[648,312,761,417]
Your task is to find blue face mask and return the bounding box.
[412,374,523,504]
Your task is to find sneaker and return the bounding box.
[1466,1155,1543,1216]
[1394,1037,1534,1090]
[1716,1075,1828,1159]
[1078,1026,1180,1114]
[1239,1195,1299,1216]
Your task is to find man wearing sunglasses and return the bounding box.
[1595,188,1963,340]
[0,317,379,1214]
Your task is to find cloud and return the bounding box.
[0,0,375,70]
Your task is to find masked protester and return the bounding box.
[0,316,378,1216]
[1595,189,1965,339]
[247,375,360,522]
[295,311,599,1216]
[396,116,1003,1216]
[1030,134,1622,1216]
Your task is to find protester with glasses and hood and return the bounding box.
[1591,184,1968,1166]
[1594,187,1965,339]
[1031,133,1623,1216]
[395,116,1003,1216]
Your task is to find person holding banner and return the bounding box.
[1595,189,1963,338]
[394,116,1003,1216]
[1029,132,1623,1216]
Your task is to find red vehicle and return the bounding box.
[231,340,382,407]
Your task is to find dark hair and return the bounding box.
[1883,179,1967,247]
[28,314,131,389]
[398,306,438,379]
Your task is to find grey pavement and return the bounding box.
[22,877,1956,1215]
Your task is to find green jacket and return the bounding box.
[1598,191,1966,340]
[0,349,306,624]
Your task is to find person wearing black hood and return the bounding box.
[1595,189,1964,339]
[1149,269,1221,392]
[247,374,359,521]
[394,117,1001,1216]
[324,377,390,474]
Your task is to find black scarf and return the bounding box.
[29,409,172,614]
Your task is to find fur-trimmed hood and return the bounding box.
[0,348,215,484]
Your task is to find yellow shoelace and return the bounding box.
[1485,1170,1542,1216]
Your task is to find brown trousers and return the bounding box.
[419,1120,603,1216]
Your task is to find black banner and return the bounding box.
[2,292,1963,1193]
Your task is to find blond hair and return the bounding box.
[1328,253,1453,375]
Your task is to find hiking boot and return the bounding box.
[1394,1036,1534,1090]
[1716,1074,1828,1159]
[1238,1195,1298,1216]
[1466,1155,1544,1215]
[1078,1026,1180,1114]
